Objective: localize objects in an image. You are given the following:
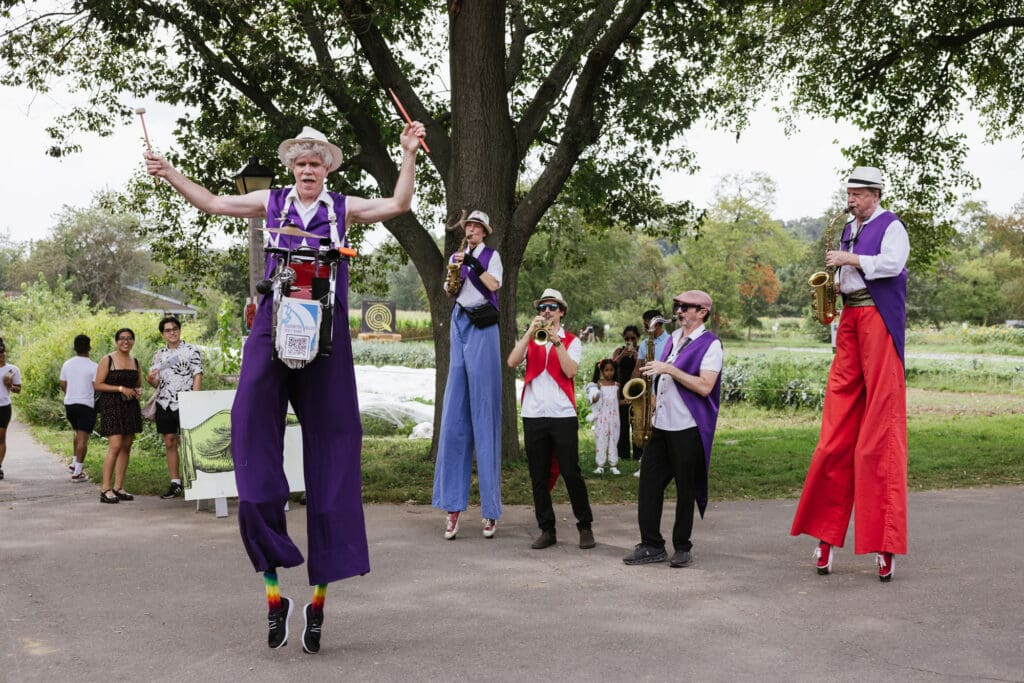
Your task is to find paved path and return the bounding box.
[1,418,1021,682]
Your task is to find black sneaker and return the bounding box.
[160,482,184,499]
[669,549,692,568]
[0,468,4,480]
[302,603,323,654]
[623,543,667,565]
[268,597,293,649]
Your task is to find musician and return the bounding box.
[432,210,503,540]
[507,288,596,551]
[610,325,641,461]
[623,290,722,568]
[791,166,909,582]
[635,309,671,366]
[146,121,425,653]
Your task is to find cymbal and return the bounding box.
[258,225,322,239]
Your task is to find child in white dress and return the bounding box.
[591,359,621,474]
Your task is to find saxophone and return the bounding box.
[808,208,850,325]
[622,324,657,448]
[444,235,469,297]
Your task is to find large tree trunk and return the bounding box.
[426,0,523,462]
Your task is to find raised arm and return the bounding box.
[145,152,269,219]
[346,122,425,225]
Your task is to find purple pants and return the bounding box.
[231,294,367,585]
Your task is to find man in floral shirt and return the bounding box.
[146,315,203,499]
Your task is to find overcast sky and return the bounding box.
[2,84,1022,250]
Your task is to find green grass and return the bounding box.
[29,406,1024,502]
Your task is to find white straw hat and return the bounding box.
[277,126,344,172]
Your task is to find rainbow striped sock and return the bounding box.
[264,571,281,611]
[310,584,327,616]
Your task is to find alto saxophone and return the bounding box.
[808,208,850,325]
[444,235,469,297]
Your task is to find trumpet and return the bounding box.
[532,319,552,345]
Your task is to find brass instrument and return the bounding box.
[444,235,469,296]
[623,321,659,448]
[808,208,850,326]
[532,319,552,345]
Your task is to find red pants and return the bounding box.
[791,306,908,555]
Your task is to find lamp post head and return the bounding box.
[233,156,275,194]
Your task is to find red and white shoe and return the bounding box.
[482,518,497,538]
[877,552,895,582]
[444,511,461,540]
[814,541,833,575]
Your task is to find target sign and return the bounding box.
[360,300,397,334]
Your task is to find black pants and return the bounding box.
[637,427,704,552]
[523,417,593,533]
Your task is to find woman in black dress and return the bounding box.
[610,325,641,461]
[93,328,143,504]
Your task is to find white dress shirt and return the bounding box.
[651,326,723,432]
[837,205,910,295]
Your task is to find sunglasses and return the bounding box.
[536,303,561,312]
[673,302,703,312]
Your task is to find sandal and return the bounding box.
[114,489,134,501]
[100,489,120,504]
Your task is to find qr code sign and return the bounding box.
[283,334,312,359]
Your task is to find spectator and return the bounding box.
[0,338,23,481]
[93,328,143,504]
[146,315,203,499]
[59,334,98,482]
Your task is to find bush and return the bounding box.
[958,325,1024,350]
[351,340,436,368]
[721,356,829,410]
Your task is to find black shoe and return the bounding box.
[578,528,596,549]
[100,489,119,504]
[268,597,293,649]
[531,530,557,549]
[0,467,5,479]
[113,489,134,501]
[623,543,667,565]
[302,603,323,654]
[160,482,184,499]
[669,550,692,568]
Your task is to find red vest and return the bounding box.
[522,330,578,408]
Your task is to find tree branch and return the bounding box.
[516,0,651,230]
[513,0,618,163]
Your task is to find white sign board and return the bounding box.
[178,390,306,501]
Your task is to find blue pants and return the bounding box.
[432,306,502,520]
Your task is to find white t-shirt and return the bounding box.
[1,363,22,407]
[520,329,583,419]
[651,327,723,432]
[60,355,99,407]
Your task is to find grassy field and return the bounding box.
[30,386,1023,503]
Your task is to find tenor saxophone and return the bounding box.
[623,325,657,448]
[808,208,850,325]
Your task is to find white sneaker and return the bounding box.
[444,511,460,540]
[633,469,641,478]
[482,518,497,538]
[593,467,604,474]
[610,467,621,475]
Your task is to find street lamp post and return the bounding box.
[233,157,275,327]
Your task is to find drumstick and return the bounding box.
[387,88,430,153]
[135,107,159,186]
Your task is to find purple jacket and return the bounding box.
[659,331,722,517]
[841,210,908,364]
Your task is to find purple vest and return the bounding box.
[264,188,349,284]
[658,330,722,517]
[840,210,907,364]
[453,245,499,309]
